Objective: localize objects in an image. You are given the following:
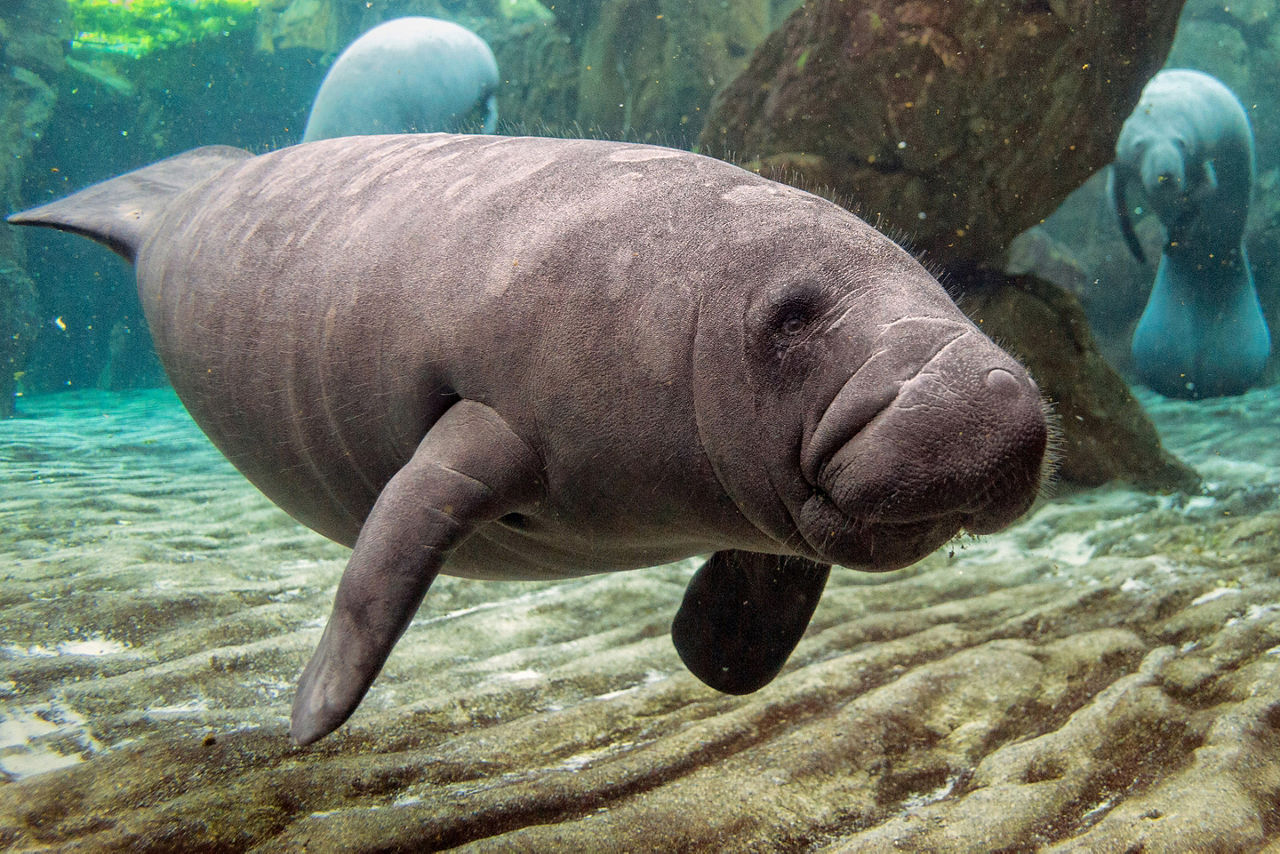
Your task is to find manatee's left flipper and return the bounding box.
[290,400,542,745]
[672,551,830,694]
[1109,164,1147,264]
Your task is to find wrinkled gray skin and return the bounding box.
[8,134,1048,745]
[302,17,498,141]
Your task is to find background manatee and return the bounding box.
[1112,68,1270,398]
[302,17,499,141]
[8,134,1049,745]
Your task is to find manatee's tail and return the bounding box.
[1108,164,1147,264]
[6,145,252,262]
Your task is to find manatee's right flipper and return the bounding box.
[290,400,542,745]
[1191,158,1219,206]
[1109,164,1148,264]
[672,551,830,694]
[6,145,251,261]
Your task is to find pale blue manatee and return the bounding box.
[303,17,499,141]
[8,134,1049,744]
[1111,68,1269,398]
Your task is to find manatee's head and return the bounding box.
[1137,137,1194,221]
[1115,116,1195,229]
[693,190,1049,571]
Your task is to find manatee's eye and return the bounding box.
[779,314,808,336]
[768,291,822,349]
[748,284,829,390]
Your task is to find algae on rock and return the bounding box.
[699,0,1184,271]
[574,0,770,141]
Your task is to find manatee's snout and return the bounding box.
[827,331,1047,530]
[801,321,1048,569]
[1140,140,1191,217]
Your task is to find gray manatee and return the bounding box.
[8,134,1049,745]
[302,17,498,141]
[1111,68,1269,398]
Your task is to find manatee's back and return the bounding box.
[8,134,824,561]
[128,138,501,547]
[127,134,760,556]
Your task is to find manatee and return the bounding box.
[8,134,1049,745]
[302,17,499,142]
[1111,68,1270,398]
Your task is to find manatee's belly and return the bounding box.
[168,370,446,550]
[439,517,733,581]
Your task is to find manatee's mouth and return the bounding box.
[794,472,1035,571]
[795,488,966,572]
[794,325,1049,570]
[792,321,972,570]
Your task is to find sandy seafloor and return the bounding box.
[1,384,1279,851]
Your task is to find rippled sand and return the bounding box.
[1,386,1278,850]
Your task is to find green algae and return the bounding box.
[69,0,260,58]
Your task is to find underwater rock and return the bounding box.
[1,386,1279,849]
[698,0,1184,270]
[1005,226,1090,298]
[256,0,343,54]
[96,319,163,391]
[0,0,70,417]
[574,0,771,140]
[0,0,67,79]
[956,270,1199,492]
[481,6,578,134]
[0,264,39,419]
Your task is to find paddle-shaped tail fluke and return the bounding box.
[7,145,251,262]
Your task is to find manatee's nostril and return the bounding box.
[984,367,1021,395]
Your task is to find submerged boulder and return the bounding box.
[574,0,772,140]
[0,0,68,417]
[699,0,1184,270]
